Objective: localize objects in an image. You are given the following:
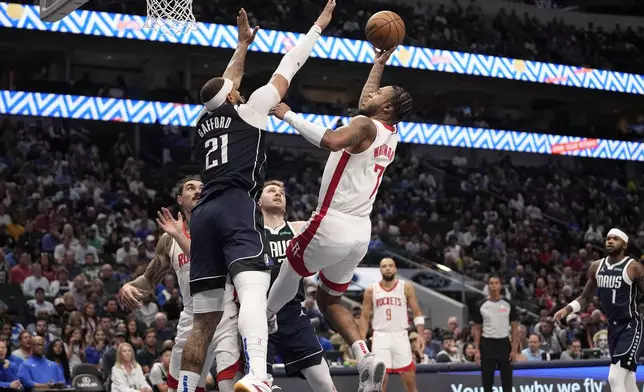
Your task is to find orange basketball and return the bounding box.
[365,11,406,51]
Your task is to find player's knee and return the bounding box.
[608,364,626,387]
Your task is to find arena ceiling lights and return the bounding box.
[1,2,644,95]
[1,90,642,161]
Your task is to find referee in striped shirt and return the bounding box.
[471,274,518,392]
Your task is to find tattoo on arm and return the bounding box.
[222,43,250,90]
[358,64,385,107]
[134,234,174,294]
[321,118,374,151]
[568,261,599,311]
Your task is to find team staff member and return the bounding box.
[471,275,518,392]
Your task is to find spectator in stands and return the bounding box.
[45,339,72,385]
[12,332,31,361]
[41,224,60,254]
[560,338,582,361]
[85,329,108,366]
[462,343,477,363]
[39,254,56,282]
[593,330,610,359]
[0,339,21,390]
[77,234,99,265]
[409,332,431,364]
[66,327,85,371]
[423,329,441,359]
[18,336,66,389]
[10,253,31,285]
[54,236,77,264]
[116,237,137,265]
[101,264,120,296]
[0,249,9,285]
[34,316,56,347]
[521,334,546,361]
[135,329,157,374]
[81,303,98,341]
[102,331,127,381]
[22,264,50,297]
[435,334,461,363]
[152,313,172,344]
[136,295,158,327]
[63,251,81,280]
[149,347,171,392]
[110,342,152,392]
[50,267,71,297]
[104,297,126,322]
[27,288,55,316]
[81,254,101,281]
[126,318,143,350]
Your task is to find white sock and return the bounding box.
[267,260,302,316]
[273,25,322,84]
[608,363,628,392]
[625,369,638,392]
[351,340,370,362]
[234,271,271,380]
[301,358,336,392]
[177,371,200,392]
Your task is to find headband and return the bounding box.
[607,228,629,244]
[203,78,234,111]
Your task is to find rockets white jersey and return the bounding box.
[317,119,398,218]
[371,279,409,332]
[168,226,193,311]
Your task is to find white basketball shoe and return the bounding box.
[357,353,386,392]
[233,374,271,392]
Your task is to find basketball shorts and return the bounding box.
[267,303,324,378]
[168,286,242,389]
[609,318,644,371]
[371,330,415,374]
[190,187,272,295]
[286,208,370,295]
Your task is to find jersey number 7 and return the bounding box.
[204,134,229,170]
[369,164,385,199]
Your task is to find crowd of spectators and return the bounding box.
[0,112,641,391]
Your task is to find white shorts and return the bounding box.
[168,302,241,390]
[371,330,416,374]
[287,208,370,295]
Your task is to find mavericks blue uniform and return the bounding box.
[189,104,271,294]
[596,257,644,370]
[265,222,323,377]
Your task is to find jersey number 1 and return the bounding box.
[612,289,616,304]
[204,134,229,170]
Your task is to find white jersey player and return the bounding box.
[120,177,243,392]
[267,46,413,392]
[359,258,425,392]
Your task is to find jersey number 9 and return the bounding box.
[205,134,229,170]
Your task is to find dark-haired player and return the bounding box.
[120,177,243,392]
[555,228,644,392]
[259,180,336,392]
[182,3,336,392]
[267,46,413,392]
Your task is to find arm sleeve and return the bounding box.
[237,84,281,130]
[509,302,518,322]
[18,362,35,389]
[471,300,484,324]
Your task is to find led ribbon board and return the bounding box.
[1,90,642,161]
[1,3,644,95]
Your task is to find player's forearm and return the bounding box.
[283,111,331,149]
[127,276,154,295]
[358,63,385,107]
[510,322,518,354]
[222,42,250,90]
[472,324,481,349]
[171,234,191,258]
[566,296,589,313]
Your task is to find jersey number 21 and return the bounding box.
[205,134,229,170]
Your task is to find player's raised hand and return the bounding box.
[157,207,184,239]
[237,8,259,46]
[314,0,336,31]
[374,45,397,65]
[553,306,570,323]
[270,102,292,120]
[120,284,144,310]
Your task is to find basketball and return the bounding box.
[365,11,405,51]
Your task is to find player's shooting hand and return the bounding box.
[553,307,569,323]
[237,8,259,45]
[270,103,292,120]
[120,284,144,310]
[374,45,397,65]
[314,0,336,31]
[157,207,183,239]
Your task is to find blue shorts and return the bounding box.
[189,187,272,294]
[267,304,324,378]
[609,318,644,371]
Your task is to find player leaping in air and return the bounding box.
[267,46,414,392]
[555,228,644,392]
[182,3,335,392]
[120,177,243,392]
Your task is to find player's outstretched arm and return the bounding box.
[554,260,600,322]
[221,9,259,90]
[358,286,374,339]
[271,103,376,151]
[120,234,174,309]
[358,46,397,108]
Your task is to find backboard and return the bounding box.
[39,0,88,22]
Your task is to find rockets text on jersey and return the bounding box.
[317,119,398,218]
[371,279,409,332]
[169,224,193,310]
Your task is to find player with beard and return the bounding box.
[358,258,424,392]
[259,180,336,392]
[556,228,644,392]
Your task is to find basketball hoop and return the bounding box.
[144,0,197,36]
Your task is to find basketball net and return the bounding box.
[144,0,197,36]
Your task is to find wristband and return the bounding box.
[413,316,425,326]
[569,300,581,313]
[283,111,327,147]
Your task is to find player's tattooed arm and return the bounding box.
[358,46,397,108]
[555,260,599,322]
[321,115,377,152]
[222,9,259,90]
[358,286,374,339]
[129,234,174,294]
